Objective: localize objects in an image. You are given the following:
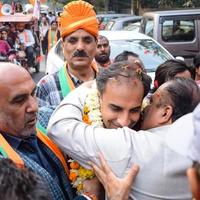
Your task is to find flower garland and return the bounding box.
[69,81,103,193]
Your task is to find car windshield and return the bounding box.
[109,39,172,72]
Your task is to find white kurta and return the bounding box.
[48,84,193,200]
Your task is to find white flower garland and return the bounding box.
[84,81,104,127]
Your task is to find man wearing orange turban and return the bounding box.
[36,0,98,129]
[36,0,100,199]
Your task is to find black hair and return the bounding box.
[114,50,139,62]
[0,158,50,200]
[194,54,200,69]
[154,59,193,91]
[96,61,151,98]
[165,78,200,122]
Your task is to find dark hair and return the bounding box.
[194,54,200,69]
[51,20,57,26]
[97,35,109,43]
[96,61,151,98]
[154,59,193,91]
[0,158,50,200]
[165,78,200,122]
[114,51,139,62]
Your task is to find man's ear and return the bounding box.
[160,105,173,125]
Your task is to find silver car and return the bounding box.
[46,31,173,78]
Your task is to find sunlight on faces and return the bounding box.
[141,83,172,130]
[99,77,144,129]
[0,71,38,137]
[62,29,97,70]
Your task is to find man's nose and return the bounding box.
[117,113,130,127]
[26,96,38,113]
[76,40,85,51]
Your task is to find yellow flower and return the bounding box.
[83,105,90,114]
[77,183,83,192]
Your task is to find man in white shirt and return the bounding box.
[16,22,35,68]
[48,63,200,199]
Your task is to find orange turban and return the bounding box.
[60,0,99,38]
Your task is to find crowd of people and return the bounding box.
[0,0,200,200]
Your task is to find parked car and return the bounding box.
[105,16,142,30]
[140,9,200,66]
[46,31,173,81]
[97,13,131,30]
[123,22,141,32]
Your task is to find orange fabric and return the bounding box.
[0,133,24,168]
[48,29,58,52]
[36,129,69,176]
[60,0,98,38]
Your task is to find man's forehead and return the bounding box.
[65,29,95,39]
[98,38,108,44]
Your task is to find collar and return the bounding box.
[1,132,37,150]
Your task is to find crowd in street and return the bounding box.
[0,1,200,200]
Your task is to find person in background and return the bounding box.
[193,54,200,85]
[153,59,193,92]
[95,35,111,68]
[43,20,60,54]
[40,16,50,56]
[47,11,56,24]
[16,22,35,68]
[0,29,11,56]
[114,50,145,71]
[8,23,18,48]
[0,27,14,48]
[0,158,50,200]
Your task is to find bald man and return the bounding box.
[0,62,87,200]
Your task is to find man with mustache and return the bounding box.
[48,62,200,199]
[36,0,99,129]
[95,35,111,68]
[0,62,91,200]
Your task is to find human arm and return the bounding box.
[91,154,139,200]
[47,85,138,176]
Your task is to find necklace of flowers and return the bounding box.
[69,81,103,193]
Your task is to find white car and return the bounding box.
[46,31,174,79]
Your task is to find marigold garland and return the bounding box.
[69,82,103,193]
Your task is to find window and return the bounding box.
[144,19,154,37]
[162,19,195,42]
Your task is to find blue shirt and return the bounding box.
[1,132,58,181]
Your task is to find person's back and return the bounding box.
[48,77,200,199]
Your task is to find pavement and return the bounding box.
[31,55,46,83]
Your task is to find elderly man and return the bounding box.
[48,61,200,200]
[95,35,111,68]
[36,0,99,129]
[0,62,90,200]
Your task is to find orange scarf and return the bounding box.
[48,29,58,52]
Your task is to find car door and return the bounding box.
[157,15,199,65]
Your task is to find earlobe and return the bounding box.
[161,105,173,124]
